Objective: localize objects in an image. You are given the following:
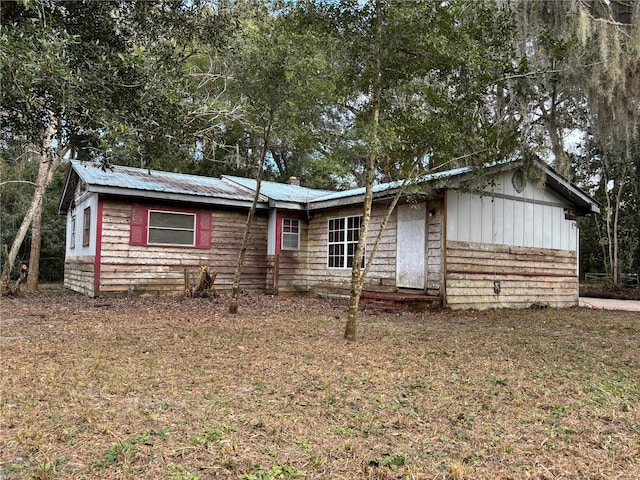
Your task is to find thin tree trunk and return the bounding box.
[344,0,383,341]
[612,175,626,285]
[229,114,273,314]
[25,196,44,292]
[1,118,62,295]
[541,85,571,178]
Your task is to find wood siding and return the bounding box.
[426,200,443,294]
[94,199,268,296]
[307,202,398,296]
[64,256,95,297]
[445,240,577,309]
[273,212,310,295]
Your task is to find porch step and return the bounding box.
[360,291,442,311]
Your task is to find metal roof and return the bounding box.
[60,158,599,216]
[222,175,335,203]
[308,166,472,204]
[70,161,261,201]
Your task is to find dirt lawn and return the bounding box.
[1,291,639,480]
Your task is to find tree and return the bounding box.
[187,1,341,312]
[320,0,518,340]
[0,0,228,293]
[578,0,640,284]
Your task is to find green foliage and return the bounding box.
[319,0,520,183]
[94,428,170,471]
[242,464,306,480]
[367,453,407,471]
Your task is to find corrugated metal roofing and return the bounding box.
[309,166,474,203]
[222,175,335,203]
[71,161,261,202]
[64,157,597,214]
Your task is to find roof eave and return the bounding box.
[543,168,601,215]
[88,185,269,210]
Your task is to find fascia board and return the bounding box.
[268,200,307,210]
[542,168,601,214]
[88,185,269,210]
[58,164,76,215]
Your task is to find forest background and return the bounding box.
[1,0,638,294]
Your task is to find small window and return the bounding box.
[281,218,300,250]
[70,215,76,249]
[82,208,91,247]
[148,210,196,246]
[328,215,364,268]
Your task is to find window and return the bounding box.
[70,215,76,249]
[82,208,91,247]
[129,204,212,249]
[281,218,300,250]
[148,210,196,246]
[328,215,364,268]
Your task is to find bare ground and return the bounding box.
[1,290,639,480]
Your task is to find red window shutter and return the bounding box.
[196,210,212,249]
[130,204,148,246]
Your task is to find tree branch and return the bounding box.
[0,180,38,187]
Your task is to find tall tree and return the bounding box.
[578,0,640,284]
[322,0,518,340]
[188,1,341,312]
[0,0,227,293]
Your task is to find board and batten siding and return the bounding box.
[445,170,579,309]
[63,189,99,296]
[95,199,268,296]
[306,203,397,296]
[446,171,577,250]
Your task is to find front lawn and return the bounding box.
[1,292,638,479]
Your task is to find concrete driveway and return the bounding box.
[579,297,640,312]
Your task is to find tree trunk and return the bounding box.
[25,196,44,292]
[344,0,382,341]
[229,116,273,314]
[541,85,571,178]
[1,119,62,295]
[612,174,626,285]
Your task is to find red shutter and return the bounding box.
[196,210,212,249]
[130,204,148,246]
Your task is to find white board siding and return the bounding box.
[446,241,578,310]
[446,171,577,251]
[65,192,98,258]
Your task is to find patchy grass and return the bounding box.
[1,291,639,479]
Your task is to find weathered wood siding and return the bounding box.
[274,212,310,295]
[307,202,397,296]
[445,240,577,309]
[426,200,444,294]
[97,199,268,296]
[64,256,95,297]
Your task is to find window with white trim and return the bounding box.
[70,215,76,249]
[148,210,196,246]
[327,215,364,268]
[82,208,91,247]
[130,204,212,249]
[281,218,300,250]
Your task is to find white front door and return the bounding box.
[396,203,426,289]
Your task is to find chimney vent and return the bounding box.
[288,176,300,186]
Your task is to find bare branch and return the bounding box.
[0,180,38,187]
